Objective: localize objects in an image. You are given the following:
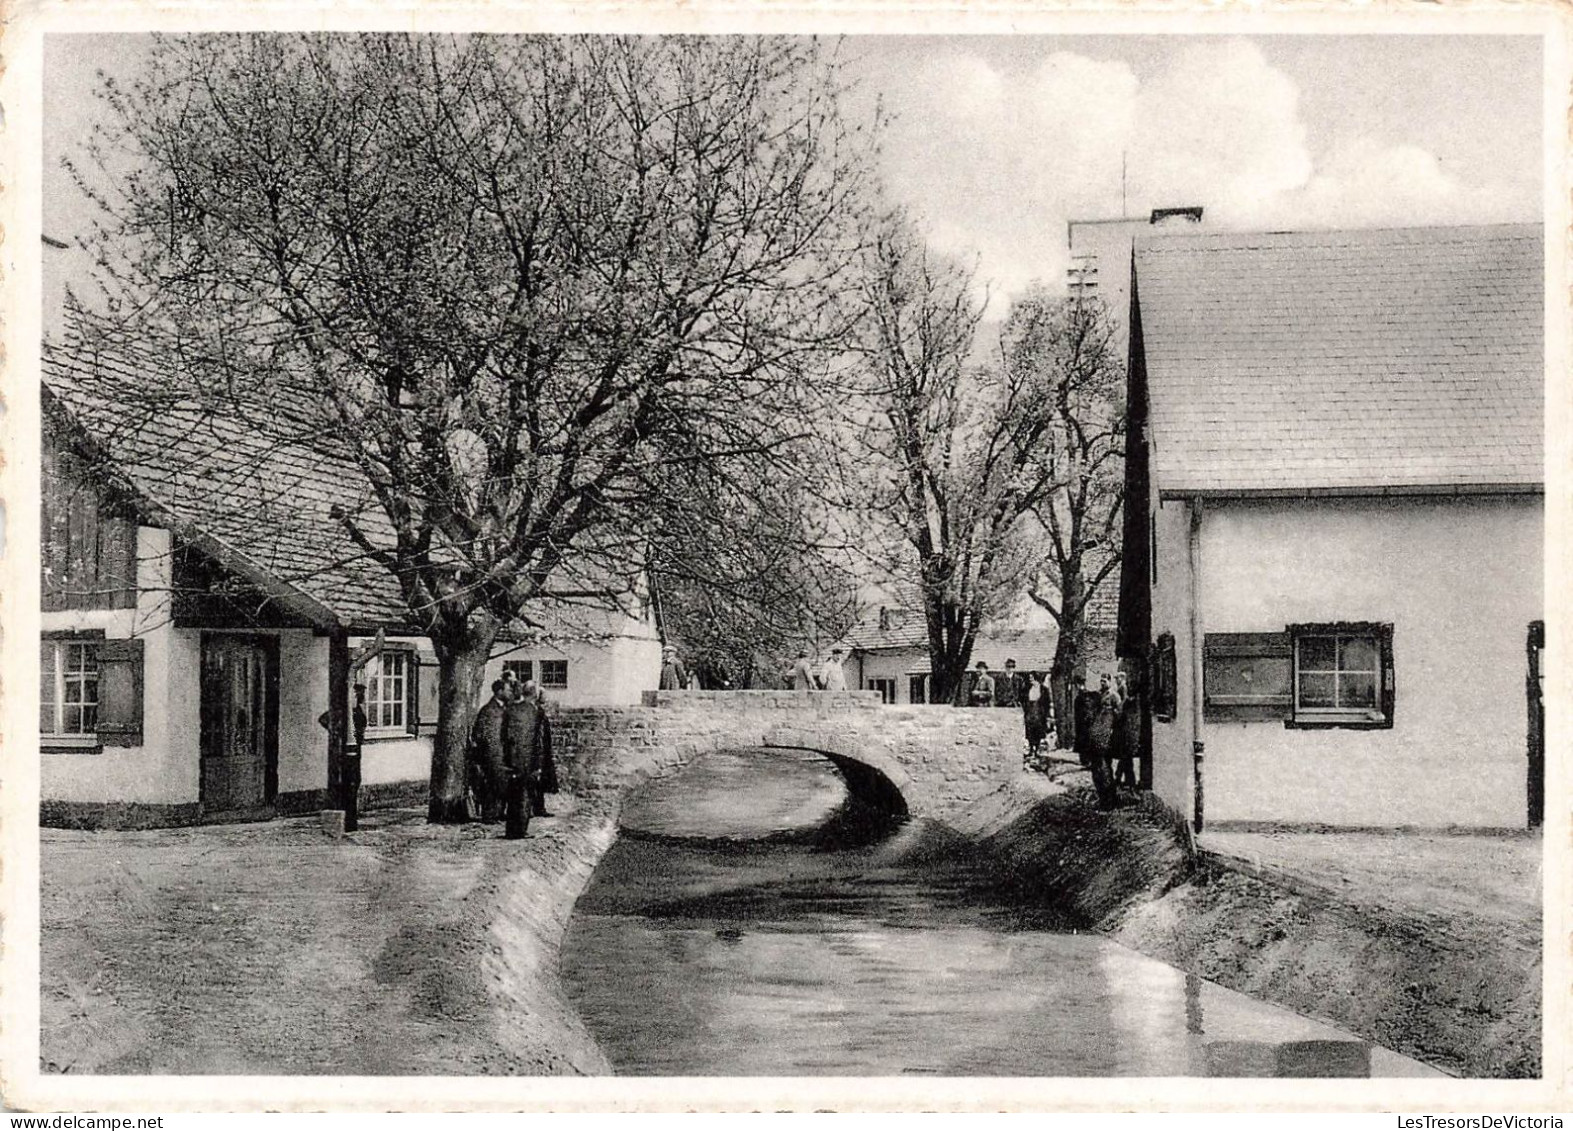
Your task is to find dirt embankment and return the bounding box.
[968,782,1541,1080]
[41,804,614,1076]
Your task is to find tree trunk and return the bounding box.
[427,628,497,824]
[1049,626,1083,749]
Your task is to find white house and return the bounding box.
[39,340,661,828]
[1117,224,1543,831]
[844,585,1117,705]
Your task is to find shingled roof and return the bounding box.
[43,341,416,629]
[42,337,643,634]
[1132,224,1543,495]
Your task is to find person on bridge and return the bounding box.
[659,645,688,691]
[468,678,511,822]
[968,661,995,707]
[820,647,848,692]
[791,649,817,691]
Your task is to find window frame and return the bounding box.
[41,632,104,750]
[364,647,414,736]
[1287,622,1394,730]
[538,659,568,690]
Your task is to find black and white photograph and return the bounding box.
[2,4,1566,1113]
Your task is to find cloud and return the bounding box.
[872,38,1537,315]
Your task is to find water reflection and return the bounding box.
[561,748,1442,1078]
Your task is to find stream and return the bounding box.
[560,747,1444,1077]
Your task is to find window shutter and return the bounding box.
[412,652,441,736]
[1151,633,1178,722]
[96,637,145,747]
[1380,626,1396,725]
[1203,632,1292,722]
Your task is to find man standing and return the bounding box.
[968,660,995,707]
[820,647,848,692]
[791,648,817,691]
[501,678,545,839]
[995,658,1023,709]
[659,645,688,691]
[468,678,511,822]
[520,680,559,818]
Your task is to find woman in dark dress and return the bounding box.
[1021,671,1051,770]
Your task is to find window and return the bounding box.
[502,660,533,684]
[365,650,410,731]
[908,674,929,705]
[41,638,100,739]
[1290,623,1393,728]
[539,660,568,689]
[868,678,896,704]
[1202,624,1394,728]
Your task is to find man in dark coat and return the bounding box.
[995,659,1023,709]
[659,645,688,692]
[501,679,545,838]
[468,679,510,822]
[523,681,559,817]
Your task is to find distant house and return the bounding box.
[39,339,661,829]
[1117,224,1543,831]
[844,586,1117,705]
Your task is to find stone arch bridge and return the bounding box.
[552,690,1027,823]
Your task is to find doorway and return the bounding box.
[200,633,280,819]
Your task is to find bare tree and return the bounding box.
[848,216,1070,705]
[64,33,874,820]
[1011,294,1126,744]
[650,458,862,689]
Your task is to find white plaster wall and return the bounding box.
[276,631,330,794]
[482,620,661,707]
[856,650,927,703]
[40,526,198,804]
[1184,495,1541,828]
[1147,497,1199,823]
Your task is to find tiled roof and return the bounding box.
[1133,224,1543,494]
[41,339,639,633]
[44,342,412,628]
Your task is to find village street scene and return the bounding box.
[22,28,1548,1099]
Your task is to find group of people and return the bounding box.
[466,670,559,838]
[963,659,1056,768]
[965,660,1140,804]
[1075,670,1141,809]
[790,647,848,692]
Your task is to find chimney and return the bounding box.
[1149,206,1204,228]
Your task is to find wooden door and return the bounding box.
[200,634,279,817]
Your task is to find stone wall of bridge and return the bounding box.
[550,690,1027,823]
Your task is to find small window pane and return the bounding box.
[1298,637,1337,671]
[1339,672,1377,709]
[1339,637,1378,672]
[1298,672,1336,707]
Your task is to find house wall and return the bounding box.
[1147,494,1541,829]
[1147,497,1200,820]
[481,607,661,708]
[41,526,195,813]
[41,527,665,825]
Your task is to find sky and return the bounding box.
[839,35,1543,312]
[43,33,1544,318]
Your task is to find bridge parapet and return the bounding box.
[553,691,1026,823]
